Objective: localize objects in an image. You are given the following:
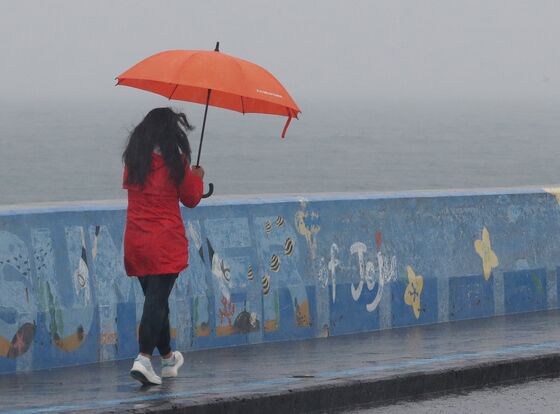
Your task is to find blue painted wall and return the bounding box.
[1,188,560,374]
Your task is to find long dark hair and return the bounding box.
[123,107,194,186]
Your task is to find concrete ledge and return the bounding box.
[74,353,560,414]
[4,187,560,374]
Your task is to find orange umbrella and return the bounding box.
[116,42,301,197]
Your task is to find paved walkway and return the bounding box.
[2,310,560,413]
[349,376,560,414]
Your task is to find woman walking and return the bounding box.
[122,107,204,385]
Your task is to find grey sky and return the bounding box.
[0,0,559,103]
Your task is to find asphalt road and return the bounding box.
[345,376,560,414]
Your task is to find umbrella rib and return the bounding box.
[232,57,251,113]
[168,83,179,100]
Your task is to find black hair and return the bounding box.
[123,107,194,186]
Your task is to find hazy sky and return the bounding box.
[1,0,559,104]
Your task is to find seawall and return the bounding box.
[1,188,560,374]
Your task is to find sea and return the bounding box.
[1,97,559,206]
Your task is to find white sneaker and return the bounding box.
[130,355,162,385]
[161,351,184,378]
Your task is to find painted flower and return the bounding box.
[404,266,423,320]
[474,227,499,281]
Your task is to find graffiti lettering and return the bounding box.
[349,240,397,312]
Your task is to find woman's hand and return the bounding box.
[192,166,205,179]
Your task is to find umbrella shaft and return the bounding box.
[196,89,212,167]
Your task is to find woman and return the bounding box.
[122,107,204,385]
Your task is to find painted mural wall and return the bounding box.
[2,188,560,374]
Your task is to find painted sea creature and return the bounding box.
[207,239,232,299]
[218,295,235,326]
[295,200,320,259]
[0,231,36,358]
[233,310,260,333]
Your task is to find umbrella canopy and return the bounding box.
[116,43,301,198]
[116,47,301,137]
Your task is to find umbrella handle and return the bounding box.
[202,183,214,198]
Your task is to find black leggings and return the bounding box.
[137,274,178,356]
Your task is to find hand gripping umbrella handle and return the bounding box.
[202,183,214,198]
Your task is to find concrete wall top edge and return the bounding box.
[0,186,557,217]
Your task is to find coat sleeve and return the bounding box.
[179,166,203,208]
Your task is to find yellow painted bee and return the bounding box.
[284,238,294,256]
[262,274,270,295]
[276,216,285,227]
[270,254,280,272]
[247,265,254,280]
[265,220,272,234]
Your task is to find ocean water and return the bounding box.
[1,98,559,206]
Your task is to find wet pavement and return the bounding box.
[2,310,560,413]
[347,376,560,413]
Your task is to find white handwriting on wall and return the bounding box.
[349,241,397,312]
[318,243,339,302]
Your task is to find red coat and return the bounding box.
[123,153,203,276]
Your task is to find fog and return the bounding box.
[1,0,559,104]
[2,1,560,205]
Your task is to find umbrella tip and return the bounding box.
[214,41,220,52]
